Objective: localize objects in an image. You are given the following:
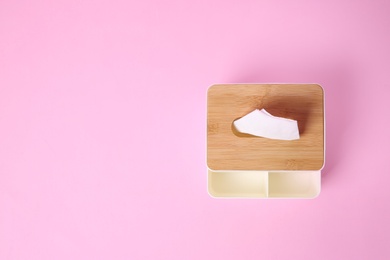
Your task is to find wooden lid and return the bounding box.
[207,84,324,171]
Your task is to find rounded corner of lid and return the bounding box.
[207,84,222,94]
[313,83,325,96]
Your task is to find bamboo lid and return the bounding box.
[207,84,324,171]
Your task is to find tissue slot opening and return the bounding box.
[231,119,254,137]
[232,109,300,140]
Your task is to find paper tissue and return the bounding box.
[233,108,300,140]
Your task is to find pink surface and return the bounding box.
[1,0,390,259]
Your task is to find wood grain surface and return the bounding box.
[207,84,324,171]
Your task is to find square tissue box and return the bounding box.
[207,84,325,198]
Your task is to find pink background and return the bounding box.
[1,0,390,259]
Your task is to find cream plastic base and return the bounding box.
[208,170,321,198]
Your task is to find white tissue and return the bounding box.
[233,109,300,140]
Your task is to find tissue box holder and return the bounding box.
[207,84,325,198]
